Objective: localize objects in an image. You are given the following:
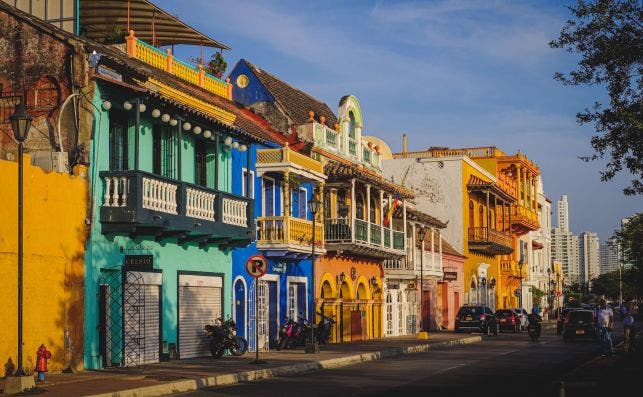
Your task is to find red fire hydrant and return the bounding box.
[35,344,51,382]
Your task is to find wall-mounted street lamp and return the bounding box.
[10,101,31,377]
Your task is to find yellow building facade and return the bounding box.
[0,157,87,373]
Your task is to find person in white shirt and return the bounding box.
[597,298,614,356]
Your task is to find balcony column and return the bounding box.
[176,116,182,180]
[379,190,384,247]
[214,133,219,190]
[388,193,394,248]
[402,199,407,251]
[439,230,443,270]
[486,190,490,239]
[431,226,435,271]
[522,169,528,209]
[411,223,417,270]
[284,171,291,240]
[516,164,522,207]
[366,184,371,242]
[351,178,356,242]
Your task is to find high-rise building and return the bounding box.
[599,238,621,274]
[557,195,569,232]
[579,232,600,285]
[551,195,580,285]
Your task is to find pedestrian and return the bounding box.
[597,298,614,357]
[623,301,636,353]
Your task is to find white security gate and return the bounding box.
[178,274,222,359]
[123,272,161,366]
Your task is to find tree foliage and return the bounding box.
[550,0,643,195]
[612,212,643,299]
[203,52,228,79]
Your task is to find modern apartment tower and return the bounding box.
[579,232,600,285]
[599,238,621,274]
[551,195,580,285]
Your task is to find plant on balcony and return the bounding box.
[191,51,228,79]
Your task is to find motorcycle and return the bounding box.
[316,312,335,345]
[204,317,248,358]
[276,317,298,350]
[527,314,542,342]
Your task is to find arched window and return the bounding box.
[370,196,377,224]
[479,205,485,228]
[349,111,356,139]
[469,201,474,227]
[356,192,365,220]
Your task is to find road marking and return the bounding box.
[432,363,466,375]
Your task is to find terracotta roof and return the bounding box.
[80,0,230,49]
[467,175,516,203]
[241,59,338,127]
[441,235,466,258]
[324,160,414,199]
[395,206,447,228]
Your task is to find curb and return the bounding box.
[85,336,482,397]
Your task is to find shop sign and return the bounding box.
[443,271,457,281]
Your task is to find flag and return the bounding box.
[383,193,400,227]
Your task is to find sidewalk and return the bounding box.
[1,333,482,397]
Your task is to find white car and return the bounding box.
[510,308,529,330]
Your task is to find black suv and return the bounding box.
[455,305,499,335]
[562,309,598,342]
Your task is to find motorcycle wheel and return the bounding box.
[230,336,248,356]
[209,340,224,358]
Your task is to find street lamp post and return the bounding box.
[305,193,321,354]
[417,225,428,332]
[10,101,32,377]
[517,259,524,309]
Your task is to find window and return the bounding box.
[153,124,176,179]
[469,201,474,227]
[109,110,129,171]
[349,111,356,139]
[195,140,207,187]
[242,168,255,198]
[291,187,307,219]
[356,193,365,220]
[262,177,275,216]
[479,205,484,228]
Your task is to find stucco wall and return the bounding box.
[382,157,464,252]
[0,157,87,373]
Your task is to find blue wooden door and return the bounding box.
[234,279,246,338]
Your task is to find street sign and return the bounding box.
[514,288,521,297]
[245,255,268,278]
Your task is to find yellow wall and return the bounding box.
[0,156,87,373]
[460,161,502,306]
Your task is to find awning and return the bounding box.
[80,0,230,49]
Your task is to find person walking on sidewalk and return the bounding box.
[623,301,637,353]
[597,298,614,357]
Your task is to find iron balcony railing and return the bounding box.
[325,217,405,253]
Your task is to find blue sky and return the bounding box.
[155,0,641,240]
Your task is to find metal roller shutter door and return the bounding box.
[178,275,222,359]
[142,285,160,364]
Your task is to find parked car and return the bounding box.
[510,308,529,331]
[556,307,575,335]
[562,309,598,342]
[455,305,499,335]
[495,309,521,333]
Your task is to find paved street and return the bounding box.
[179,327,636,397]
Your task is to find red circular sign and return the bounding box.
[245,255,268,278]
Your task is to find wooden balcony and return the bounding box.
[99,170,252,247]
[325,218,405,259]
[256,216,325,257]
[468,227,513,256]
[510,205,539,234]
[256,146,326,183]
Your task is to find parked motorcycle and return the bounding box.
[276,317,298,350]
[204,317,248,358]
[316,312,335,345]
[527,314,542,342]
